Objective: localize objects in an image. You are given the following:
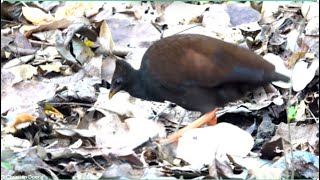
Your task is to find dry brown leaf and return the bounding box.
[287,42,310,69]
[22,6,55,25]
[5,113,36,133]
[271,123,319,149]
[287,52,308,69]
[24,18,72,38]
[55,2,104,19]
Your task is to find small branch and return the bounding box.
[29,39,55,47]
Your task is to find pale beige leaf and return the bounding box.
[22,7,55,25]
[99,20,115,54]
[39,62,62,73]
[8,64,38,83]
[55,2,104,19]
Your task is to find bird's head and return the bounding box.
[109,60,135,99]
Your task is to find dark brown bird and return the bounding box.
[109,34,289,121]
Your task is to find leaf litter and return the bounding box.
[1,1,319,179]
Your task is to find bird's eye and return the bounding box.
[115,79,122,85]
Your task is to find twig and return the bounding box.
[285,71,295,180]
[91,157,105,170]
[29,39,55,46]
[152,101,172,122]
[284,15,307,179]
[306,107,319,124]
[174,24,202,35]
[175,110,186,132]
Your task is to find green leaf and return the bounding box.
[1,161,12,169]
[287,105,298,122]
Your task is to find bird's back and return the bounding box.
[139,34,288,112]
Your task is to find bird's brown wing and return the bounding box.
[142,34,275,90]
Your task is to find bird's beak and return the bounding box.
[108,90,116,99]
[108,88,119,99]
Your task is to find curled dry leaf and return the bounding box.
[98,20,115,55]
[24,18,72,38]
[43,103,64,119]
[5,113,36,133]
[292,60,319,92]
[3,55,35,69]
[39,62,62,74]
[22,7,55,25]
[55,128,95,138]
[70,36,95,65]
[55,31,82,68]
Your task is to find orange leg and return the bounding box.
[159,108,219,145]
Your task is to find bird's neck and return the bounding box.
[127,70,148,99]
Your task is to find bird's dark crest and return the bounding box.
[114,60,131,76]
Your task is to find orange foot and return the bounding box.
[159,108,219,144]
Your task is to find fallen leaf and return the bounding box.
[202,4,231,31]
[32,30,60,44]
[1,81,57,114]
[98,20,115,55]
[5,113,36,133]
[292,60,319,92]
[263,53,292,89]
[55,128,95,138]
[162,2,208,25]
[295,100,307,121]
[43,103,64,119]
[7,64,38,83]
[3,55,35,69]
[301,2,319,21]
[226,3,261,26]
[176,123,254,169]
[271,122,319,149]
[39,62,62,74]
[1,134,32,149]
[249,167,282,179]
[24,18,72,38]
[305,17,319,36]
[272,150,319,179]
[22,6,55,25]
[55,2,104,19]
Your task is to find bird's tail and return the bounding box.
[272,72,290,82]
